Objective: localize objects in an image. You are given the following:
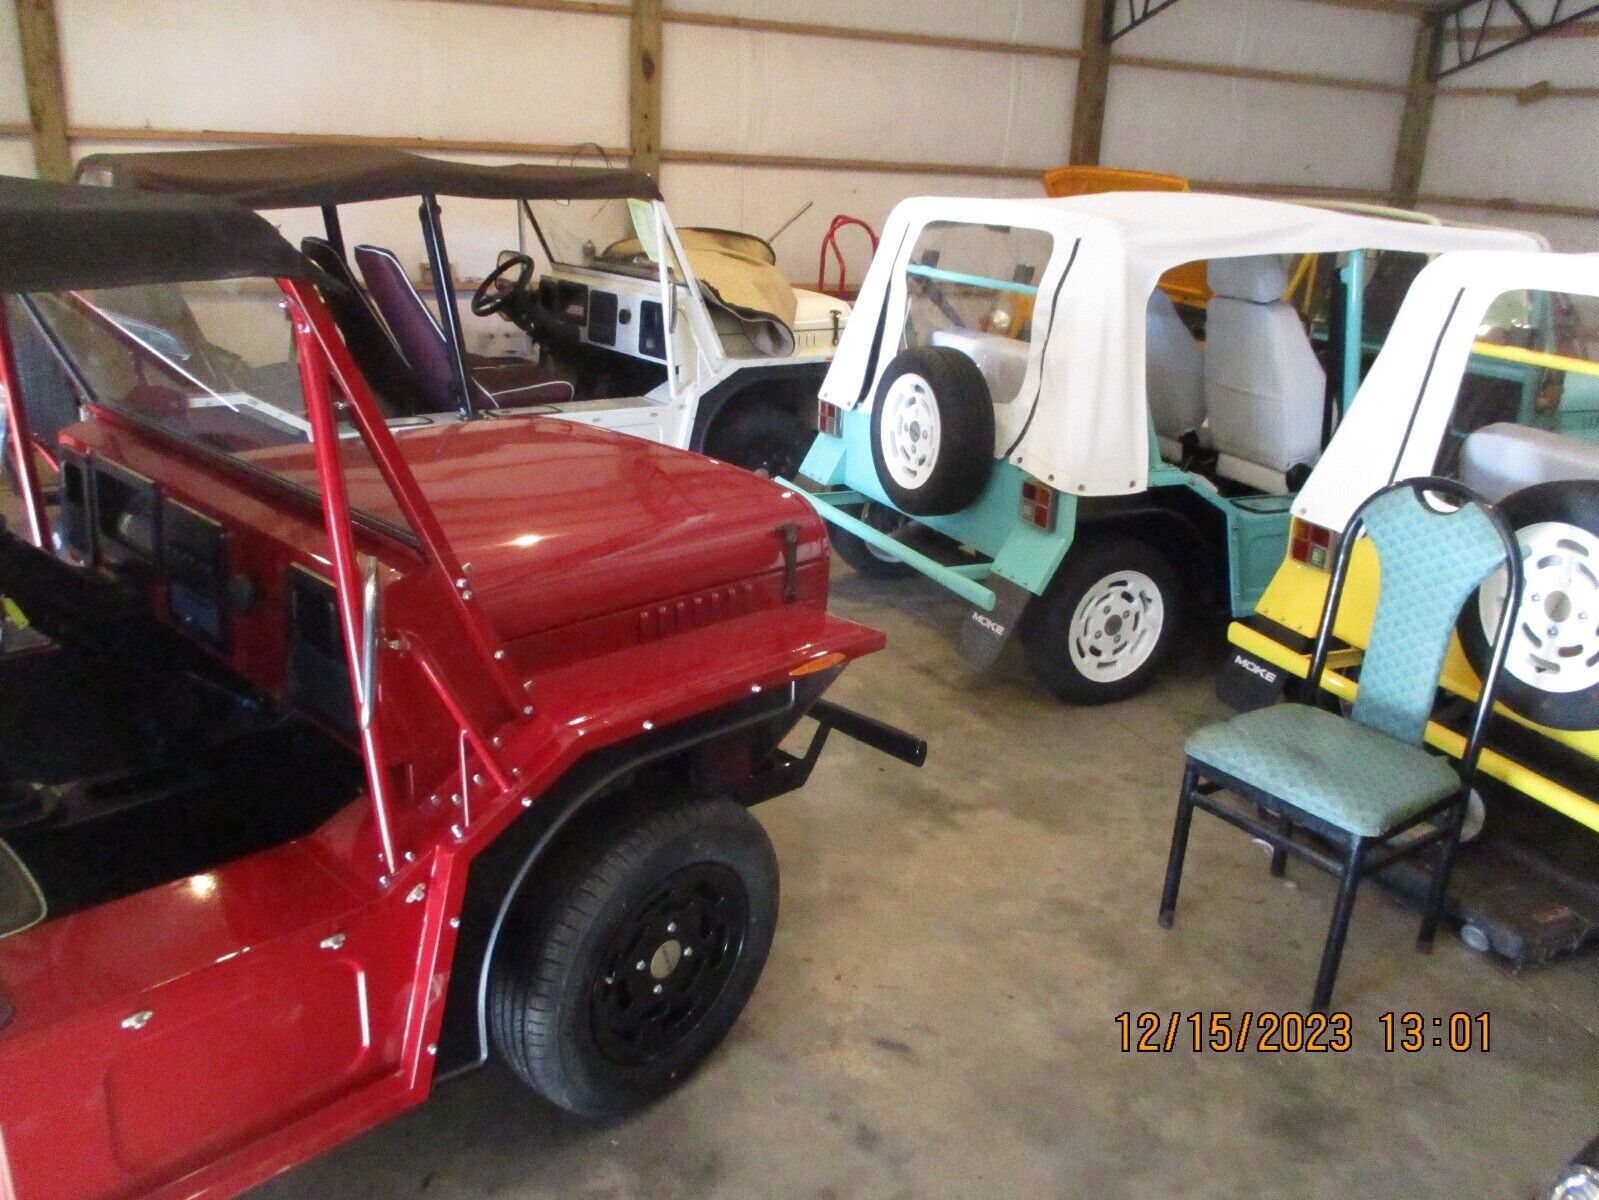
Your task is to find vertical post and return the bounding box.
[1340,248,1366,412]
[0,301,49,548]
[418,196,476,419]
[291,301,399,876]
[13,0,70,182]
[1070,0,1112,166]
[629,0,663,180]
[1390,16,1441,210]
[321,204,346,259]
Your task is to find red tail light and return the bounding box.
[1289,517,1336,570]
[819,402,842,437]
[1020,480,1056,531]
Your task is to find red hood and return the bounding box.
[320,416,826,643]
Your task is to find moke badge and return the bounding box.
[957,577,1032,668]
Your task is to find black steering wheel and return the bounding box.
[472,253,534,317]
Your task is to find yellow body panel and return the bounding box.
[1235,552,1599,834]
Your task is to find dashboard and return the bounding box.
[538,274,667,363]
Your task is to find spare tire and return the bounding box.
[1458,479,1599,731]
[870,346,994,516]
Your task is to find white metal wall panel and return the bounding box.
[662,23,1074,169]
[57,0,627,146]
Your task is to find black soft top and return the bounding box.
[0,174,309,292]
[75,144,663,209]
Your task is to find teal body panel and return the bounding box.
[803,408,1293,617]
[1145,462,1293,618]
[799,410,1076,600]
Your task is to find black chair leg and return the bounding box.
[1417,796,1467,953]
[1158,762,1200,929]
[1270,811,1293,878]
[1312,837,1366,1012]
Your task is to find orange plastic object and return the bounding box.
[1041,165,1210,307]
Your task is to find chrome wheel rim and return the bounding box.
[1478,520,1599,695]
[1066,569,1165,684]
[878,374,941,491]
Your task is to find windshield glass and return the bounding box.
[0,839,45,941]
[26,278,413,540]
[32,279,317,450]
[526,197,655,278]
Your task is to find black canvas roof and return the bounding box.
[75,144,663,209]
[0,174,309,292]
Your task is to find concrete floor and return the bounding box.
[257,568,1598,1200]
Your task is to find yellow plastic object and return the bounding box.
[1232,549,1599,833]
[1,597,26,629]
[1472,341,1599,380]
[1041,165,1209,307]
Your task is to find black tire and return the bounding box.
[831,502,917,580]
[489,796,779,1118]
[706,404,813,479]
[870,347,993,516]
[1457,479,1599,731]
[1022,536,1182,704]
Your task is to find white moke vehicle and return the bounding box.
[791,192,1540,703]
[1228,248,1599,861]
[74,146,849,479]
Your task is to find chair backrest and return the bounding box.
[354,243,461,414]
[1204,254,1325,492]
[301,237,429,416]
[1308,477,1524,778]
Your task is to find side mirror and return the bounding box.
[358,555,380,731]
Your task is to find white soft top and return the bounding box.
[1297,248,1599,531]
[820,192,1546,495]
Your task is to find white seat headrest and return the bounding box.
[1207,254,1292,304]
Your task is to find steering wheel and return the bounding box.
[471,253,534,317]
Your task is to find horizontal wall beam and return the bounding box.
[661,147,1041,180]
[68,124,630,160]
[35,123,1599,220]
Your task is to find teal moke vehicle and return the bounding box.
[784,192,1541,702]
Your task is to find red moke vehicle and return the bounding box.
[0,177,921,1200]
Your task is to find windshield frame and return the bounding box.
[33,278,422,551]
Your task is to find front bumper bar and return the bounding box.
[741,697,926,805]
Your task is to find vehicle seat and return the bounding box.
[1144,289,1205,462]
[353,244,574,412]
[930,328,1030,404]
[1203,255,1325,493]
[301,237,428,416]
[1458,423,1599,502]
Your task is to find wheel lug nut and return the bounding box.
[653,984,663,995]
[666,922,676,933]
[636,960,646,971]
[683,946,693,957]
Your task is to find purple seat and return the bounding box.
[353,244,574,413]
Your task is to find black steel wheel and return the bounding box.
[707,405,814,479]
[489,797,778,1117]
[587,862,749,1066]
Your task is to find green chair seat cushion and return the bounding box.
[1185,704,1462,837]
